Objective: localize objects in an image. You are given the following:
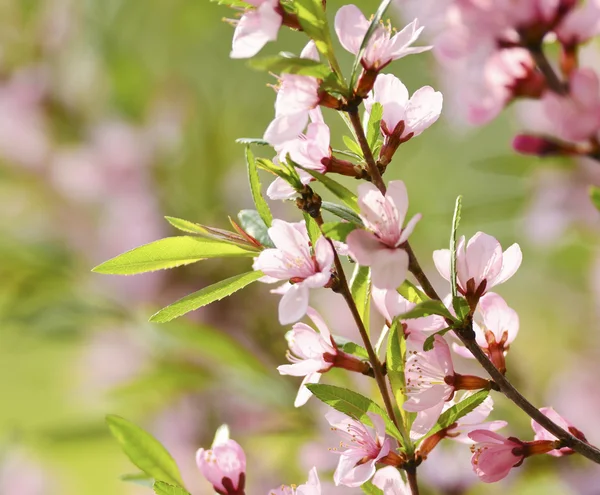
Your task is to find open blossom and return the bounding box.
[326,411,392,487]
[468,430,524,483]
[433,232,522,301]
[277,308,337,407]
[365,74,443,139]
[253,220,334,325]
[543,68,600,142]
[555,0,600,47]
[453,292,519,373]
[269,467,321,495]
[335,5,430,70]
[264,42,321,146]
[230,0,282,59]
[346,181,420,290]
[372,466,410,495]
[531,407,587,457]
[196,439,246,495]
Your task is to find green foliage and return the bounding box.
[92,237,258,275]
[333,336,369,360]
[342,135,365,158]
[386,319,410,447]
[294,0,339,73]
[361,481,385,495]
[120,473,154,487]
[321,221,357,242]
[236,138,270,146]
[164,217,207,235]
[400,300,455,322]
[306,383,404,442]
[366,102,383,151]
[249,53,332,79]
[245,147,273,227]
[153,482,192,495]
[423,327,453,352]
[590,186,600,211]
[321,201,363,225]
[257,157,304,190]
[210,0,249,6]
[149,271,264,323]
[303,169,360,212]
[420,390,490,442]
[106,415,184,487]
[450,195,463,314]
[238,209,273,248]
[303,213,322,246]
[350,265,371,334]
[397,280,428,305]
[349,0,394,89]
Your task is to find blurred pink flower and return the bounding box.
[556,0,600,47]
[326,411,391,487]
[346,181,420,290]
[0,452,53,495]
[419,443,479,492]
[372,466,409,494]
[335,5,431,70]
[253,220,333,324]
[196,439,246,495]
[230,0,282,59]
[468,430,524,483]
[269,467,321,495]
[531,407,586,457]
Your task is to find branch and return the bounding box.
[528,43,567,95]
[406,467,420,495]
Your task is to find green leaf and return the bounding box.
[106,415,184,487]
[350,264,371,334]
[590,186,600,211]
[342,135,364,158]
[306,384,403,442]
[361,481,385,495]
[294,0,337,68]
[349,0,394,90]
[333,336,369,360]
[303,213,322,247]
[257,157,304,190]
[421,390,490,441]
[400,300,455,322]
[450,195,463,307]
[235,137,270,146]
[238,209,273,248]
[302,169,359,212]
[366,102,383,151]
[210,0,249,6]
[121,473,154,487]
[386,319,410,447]
[422,327,452,352]
[92,237,258,275]
[246,147,273,227]
[149,271,263,323]
[397,280,428,305]
[164,217,207,235]
[321,221,357,242]
[250,54,332,78]
[321,201,363,225]
[153,482,192,495]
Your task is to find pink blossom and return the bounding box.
[531,407,585,457]
[556,0,600,47]
[543,68,600,142]
[230,0,283,59]
[346,181,420,290]
[326,411,392,487]
[268,467,321,495]
[433,232,522,299]
[335,5,431,70]
[364,73,443,139]
[264,43,321,146]
[468,430,524,483]
[253,220,334,324]
[277,308,337,407]
[404,333,455,413]
[196,439,246,494]
[372,466,410,495]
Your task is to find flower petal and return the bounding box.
[334,4,369,55]
[279,283,309,324]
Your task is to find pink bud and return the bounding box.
[512,134,562,156]
[196,439,246,494]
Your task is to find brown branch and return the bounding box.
[406,467,420,495]
[528,43,567,95]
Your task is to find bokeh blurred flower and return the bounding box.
[531,407,586,457]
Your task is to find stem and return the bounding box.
[406,467,420,495]
[347,108,387,194]
[528,43,567,95]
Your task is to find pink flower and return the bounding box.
[433,232,522,300]
[277,308,337,407]
[326,411,392,487]
[269,467,321,495]
[556,0,600,47]
[531,407,586,457]
[335,5,431,70]
[230,0,283,59]
[365,73,443,139]
[196,439,246,495]
[543,68,600,142]
[346,181,421,290]
[468,430,524,483]
[372,466,410,495]
[253,220,334,324]
[404,333,455,413]
[264,42,321,146]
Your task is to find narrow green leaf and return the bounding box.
[121,473,154,487]
[422,327,452,352]
[246,147,273,227]
[366,102,383,151]
[106,415,184,487]
[450,195,463,306]
[306,384,404,442]
[349,0,394,90]
[303,213,322,247]
[249,54,332,78]
[361,481,384,495]
[400,300,455,322]
[421,390,490,441]
[350,265,371,334]
[149,271,263,323]
[294,0,337,69]
[590,186,600,211]
[153,482,192,495]
[397,280,428,305]
[302,169,359,212]
[210,0,248,6]
[164,217,207,235]
[333,336,369,360]
[92,237,258,275]
[342,135,364,158]
[386,319,410,447]
[238,209,273,248]
[321,221,357,242]
[321,201,363,225]
[236,137,270,146]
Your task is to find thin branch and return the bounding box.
[528,43,567,95]
[406,467,420,495]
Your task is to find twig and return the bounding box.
[406,467,420,495]
[528,43,567,95]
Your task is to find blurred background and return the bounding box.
[2,0,600,494]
